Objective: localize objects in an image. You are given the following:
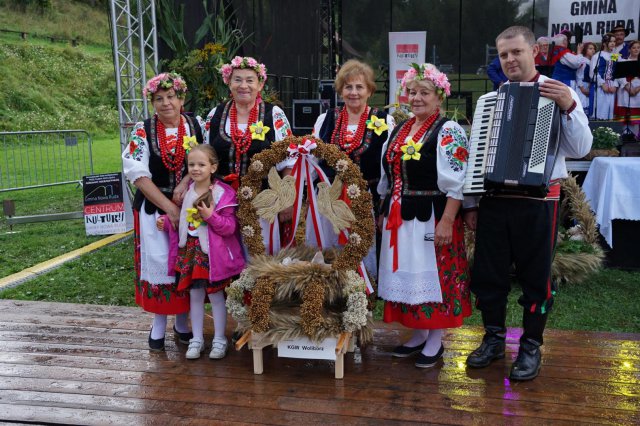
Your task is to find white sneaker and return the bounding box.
[209,337,228,359]
[186,338,205,359]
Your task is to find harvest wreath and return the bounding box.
[227,135,375,344]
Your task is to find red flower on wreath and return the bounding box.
[136,128,146,138]
[129,141,138,154]
[440,134,454,146]
[453,146,468,162]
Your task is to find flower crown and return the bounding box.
[220,56,268,85]
[399,63,451,99]
[143,72,188,100]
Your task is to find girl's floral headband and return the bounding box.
[143,72,188,100]
[399,63,451,99]
[219,56,268,85]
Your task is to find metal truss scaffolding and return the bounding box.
[319,0,342,80]
[109,0,159,150]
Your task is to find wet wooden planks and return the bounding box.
[0,300,638,425]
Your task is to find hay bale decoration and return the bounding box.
[228,136,375,344]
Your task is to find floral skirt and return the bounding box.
[175,236,230,294]
[382,216,472,329]
[133,209,189,315]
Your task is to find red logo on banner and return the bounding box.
[84,202,125,215]
[396,44,419,54]
[396,43,419,60]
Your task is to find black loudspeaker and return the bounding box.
[292,100,325,131]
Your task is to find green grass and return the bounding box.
[0,133,123,276]
[0,0,111,47]
[0,238,135,306]
[0,38,117,134]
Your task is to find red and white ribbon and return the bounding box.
[279,138,329,250]
[277,138,373,295]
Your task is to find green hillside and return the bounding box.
[0,0,117,134]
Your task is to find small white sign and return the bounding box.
[83,172,133,235]
[277,336,337,361]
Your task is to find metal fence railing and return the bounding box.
[0,130,94,192]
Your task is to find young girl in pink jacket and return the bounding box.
[158,144,244,360]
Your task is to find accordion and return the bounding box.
[463,82,561,197]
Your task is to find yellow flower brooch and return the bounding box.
[250,121,270,141]
[366,115,389,136]
[401,139,423,161]
[182,135,198,153]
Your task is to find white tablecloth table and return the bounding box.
[582,157,640,248]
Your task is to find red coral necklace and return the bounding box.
[157,115,186,182]
[385,109,440,202]
[330,106,369,155]
[229,100,259,174]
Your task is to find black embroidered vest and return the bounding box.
[381,117,448,222]
[318,107,389,182]
[132,113,203,214]
[207,100,275,177]
[319,107,389,209]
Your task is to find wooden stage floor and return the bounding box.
[1,299,638,425]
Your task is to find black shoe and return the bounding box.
[466,326,506,368]
[173,325,193,345]
[148,330,165,351]
[391,341,426,358]
[509,338,542,381]
[415,344,444,368]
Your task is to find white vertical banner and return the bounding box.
[388,31,427,108]
[548,0,639,43]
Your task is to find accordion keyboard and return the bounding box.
[463,91,497,195]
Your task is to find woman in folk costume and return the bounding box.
[377,64,472,368]
[203,57,295,253]
[312,59,395,277]
[590,33,619,120]
[313,59,395,212]
[122,72,202,350]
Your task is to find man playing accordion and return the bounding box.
[464,26,592,381]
